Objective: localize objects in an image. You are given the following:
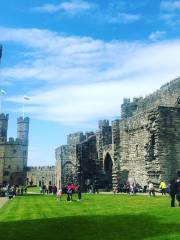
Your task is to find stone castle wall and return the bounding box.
[55,78,180,190]
[121,78,180,119]
[27,166,55,186]
[0,114,29,186]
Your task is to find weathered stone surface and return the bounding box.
[55,77,180,190]
[0,115,29,186]
[27,166,55,186]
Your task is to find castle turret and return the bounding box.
[17,117,30,144]
[0,113,8,142]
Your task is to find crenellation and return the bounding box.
[0,114,30,186]
[55,77,180,190]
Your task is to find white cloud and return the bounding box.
[161,1,180,11]
[108,13,141,24]
[149,30,166,41]
[33,0,94,14]
[1,27,180,126]
[160,1,180,25]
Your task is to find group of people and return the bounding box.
[40,184,57,195]
[148,178,180,207]
[0,184,27,199]
[56,183,82,202]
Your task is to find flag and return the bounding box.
[0,89,7,95]
[0,44,2,59]
[24,96,30,100]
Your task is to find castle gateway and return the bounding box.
[55,78,180,190]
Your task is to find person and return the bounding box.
[148,182,155,196]
[113,185,117,195]
[67,185,72,202]
[125,182,130,194]
[169,178,176,207]
[56,189,62,201]
[175,177,180,207]
[76,185,82,201]
[159,180,167,195]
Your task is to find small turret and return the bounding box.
[0,113,8,142]
[98,120,109,130]
[17,117,30,144]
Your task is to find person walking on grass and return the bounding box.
[67,184,72,202]
[159,180,167,195]
[169,178,176,207]
[175,177,180,207]
[56,189,62,201]
[77,185,82,201]
[148,182,155,197]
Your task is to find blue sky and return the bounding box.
[0,0,180,166]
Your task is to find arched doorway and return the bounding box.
[104,153,113,190]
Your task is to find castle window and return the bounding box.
[3,171,9,176]
[13,149,17,154]
[151,133,156,160]
[136,145,139,157]
[8,165,11,169]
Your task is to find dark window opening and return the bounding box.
[136,144,139,157]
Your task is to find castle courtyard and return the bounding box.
[0,194,180,240]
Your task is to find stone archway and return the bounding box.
[104,152,113,190]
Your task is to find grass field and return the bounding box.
[0,194,180,240]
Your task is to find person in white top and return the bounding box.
[148,182,155,196]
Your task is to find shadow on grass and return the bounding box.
[0,214,180,240]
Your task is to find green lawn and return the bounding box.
[0,194,180,240]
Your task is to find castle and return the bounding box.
[55,78,180,190]
[0,114,29,186]
[27,166,55,187]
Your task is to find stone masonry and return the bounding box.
[27,166,55,186]
[0,114,29,186]
[55,78,180,190]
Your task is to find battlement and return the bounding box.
[27,166,55,171]
[17,117,30,124]
[7,137,24,145]
[85,131,95,139]
[0,113,9,120]
[160,77,180,90]
[67,132,86,145]
[121,97,143,119]
[98,120,110,129]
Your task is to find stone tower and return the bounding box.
[17,117,29,144]
[17,117,30,168]
[0,113,8,143]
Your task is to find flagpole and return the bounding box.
[22,99,25,119]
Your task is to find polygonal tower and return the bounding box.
[17,117,30,145]
[0,113,8,143]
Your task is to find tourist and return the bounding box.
[20,186,24,195]
[175,177,180,207]
[148,182,155,196]
[56,189,62,201]
[113,185,118,195]
[67,185,72,202]
[169,178,176,207]
[52,184,57,195]
[48,185,52,194]
[159,180,167,195]
[125,182,130,194]
[76,185,82,201]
